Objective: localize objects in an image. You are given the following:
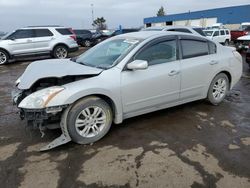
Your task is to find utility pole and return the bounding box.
[91,4,94,29]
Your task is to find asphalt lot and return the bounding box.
[0,48,250,188]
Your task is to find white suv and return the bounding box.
[204,29,231,45]
[0,26,79,65]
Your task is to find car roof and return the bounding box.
[20,26,67,30]
[114,31,195,40]
[143,26,201,31]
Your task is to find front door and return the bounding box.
[7,29,35,55]
[121,39,181,115]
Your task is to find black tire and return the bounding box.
[207,73,229,105]
[224,40,229,46]
[0,49,9,65]
[52,45,68,59]
[67,97,113,144]
[83,40,91,47]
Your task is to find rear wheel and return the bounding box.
[53,45,68,59]
[207,73,229,105]
[0,50,9,65]
[67,97,113,144]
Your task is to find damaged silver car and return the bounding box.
[12,31,242,150]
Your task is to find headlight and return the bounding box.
[18,86,65,109]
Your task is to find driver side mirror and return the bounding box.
[127,60,148,71]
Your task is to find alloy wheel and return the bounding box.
[55,47,67,58]
[0,52,7,64]
[75,106,107,138]
[212,78,227,101]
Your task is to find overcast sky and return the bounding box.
[0,0,249,32]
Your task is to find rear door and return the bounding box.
[6,29,36,55]
[121,37,181,115]
[179,36,217,100]
[32,29,54,53]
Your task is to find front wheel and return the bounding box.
[0,50,9,65]
[67,97,113,144]
[53,45,68,59]
[207,73,229,105]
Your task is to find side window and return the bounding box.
[213,31,219,37]
[226,30,229,35]
[208,41,217,54]
[135,40,177,66]
[181,39,209,59]
[35,29,53,37]
[56,28,73,35]
[8,29,35,39]
[220,30,225,35]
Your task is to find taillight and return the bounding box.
[70,35,76,41]
[69,28,77,41]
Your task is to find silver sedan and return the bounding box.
[14,31,242,150]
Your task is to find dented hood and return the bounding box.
[18,59,103,90]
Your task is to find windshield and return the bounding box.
[204,30,214,36]
[75,38,141,69]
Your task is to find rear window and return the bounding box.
[225,30,229,35]
[56,28,73,35]
[181,39,209,59]
[74,30,91,35]
[35,29,53,37]
[193,28,206,36]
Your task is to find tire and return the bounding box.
[0,49,9,65]
[67,97,113,144]
[207,73,229,105]
[53,45,68,59]
[224,40,229,46]
[83,40,91,47]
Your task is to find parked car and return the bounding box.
[92,30,113,44]
[142,26,206,37]
[0,26,78,65]
[12,31,242,150]
[231,23,250,42]
[246,47,250,67]
[111,28,140,36]
[74,29,93,47]
[235,33,250,51]
[204,29,231,45]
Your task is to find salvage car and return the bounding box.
[12,31,242,150]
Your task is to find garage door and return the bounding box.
[190,19,201,27]
[174,20,188,26]
[205,18,217,27]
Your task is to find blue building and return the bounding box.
[144,4,250,29]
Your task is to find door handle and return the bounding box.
[168,70,180,76]
[210,60,219,65]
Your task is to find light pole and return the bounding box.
[91,4,94,29]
